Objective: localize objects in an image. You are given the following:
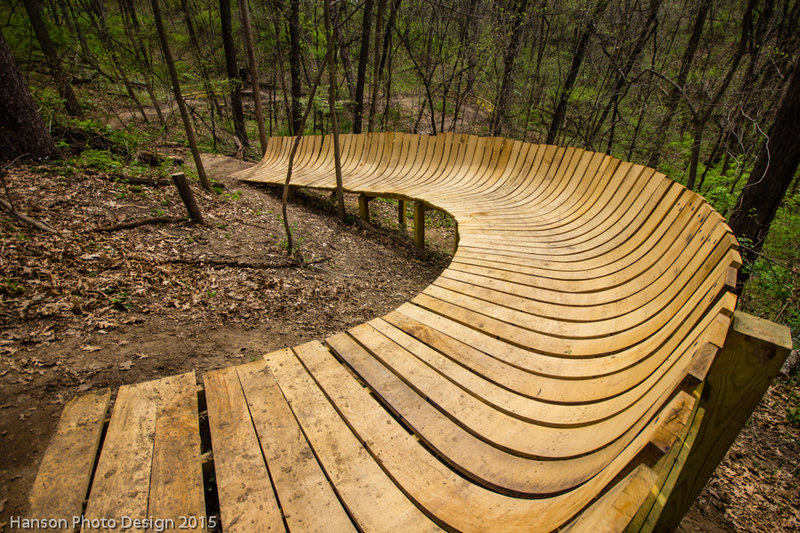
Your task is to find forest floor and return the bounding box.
[0,149,798,532]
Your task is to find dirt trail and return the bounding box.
[0,150,453,528]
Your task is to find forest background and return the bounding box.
[0,0,799,528]
[2,0,798,341]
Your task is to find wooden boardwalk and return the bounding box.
[29,133,771,532]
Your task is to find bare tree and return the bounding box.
[546,0,610,144]
[21,0,83,117]
[325,0,346,220]
[289,0,303,135]
[489,0,529,136]
[646,0,712,168]
[150,0,210,190]
[238,0,268,153]
[353,0,375,133]
[220,0,249,150]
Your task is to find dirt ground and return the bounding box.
[0,151,798,531]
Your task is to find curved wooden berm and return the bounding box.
[31,133,793,533]
[230,133,740,531]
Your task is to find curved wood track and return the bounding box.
[222,133,740,531]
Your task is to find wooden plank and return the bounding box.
[236,358,356,533]
[83,376,179,532]
[653,311,792,530]
[625,394,705,533]
[147,372,205,532]
[204,366,285,533]
[327,327,691,495]
[299,335,696,532]
[561,465,659,533]
[264,343,442,533]
[27,389,111,533]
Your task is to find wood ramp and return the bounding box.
[28,134,793,532]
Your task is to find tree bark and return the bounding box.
[0,30,57,160]
[238,0,268,154]
[728,53,800,289]
[546,0,609,145]
[220,0,248,148]
[149,0,210,190]
[21,0,83,117]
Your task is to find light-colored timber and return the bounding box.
[29,134,792,532]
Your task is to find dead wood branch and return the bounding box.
[95,216,185,232]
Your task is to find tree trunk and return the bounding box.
[220,0,248,148]
[238,0,268,153]
[21,0,83,117]
[367,0,387,132]
[353,0,374,133]
[288,0,303,135]
[686,0,756,190]
[331,2,357,101]
[325,0,346,220]
[118,0,166,127]
[280,49,331,255]
[596,0,662,152]
[546,0,609,145]
[0,30,57,160]
[489,0,529,137]
[84,4,149,124]
[150,0,210,191]
[646,0,712,168]
[728,53,800,289]
[180,0,223,123]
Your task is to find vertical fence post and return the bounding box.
[398,199,407,228]
[414,201,425,249]
[652,311,791,531]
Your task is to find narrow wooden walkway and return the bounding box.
[29,133,748,532]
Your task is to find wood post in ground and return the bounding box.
[358,194,373,222]
[652,311,791,531]
[398,199,407,228]
[286,186,296,201]
[414,201,425,249]
[453,223,459,254]
[171,172,204,224]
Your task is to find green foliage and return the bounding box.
[740,192,800,349]
[79,149,123,172]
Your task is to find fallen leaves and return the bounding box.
[80,344,102,352]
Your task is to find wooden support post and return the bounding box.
[414,201,425,249]
[286,186,296,201]
[398,199,407,228]
[453,223,459,254]
[652,311,791,531]
[170,172,204,224]
[358,194,373,222]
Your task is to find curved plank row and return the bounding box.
[227,133,739,531]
